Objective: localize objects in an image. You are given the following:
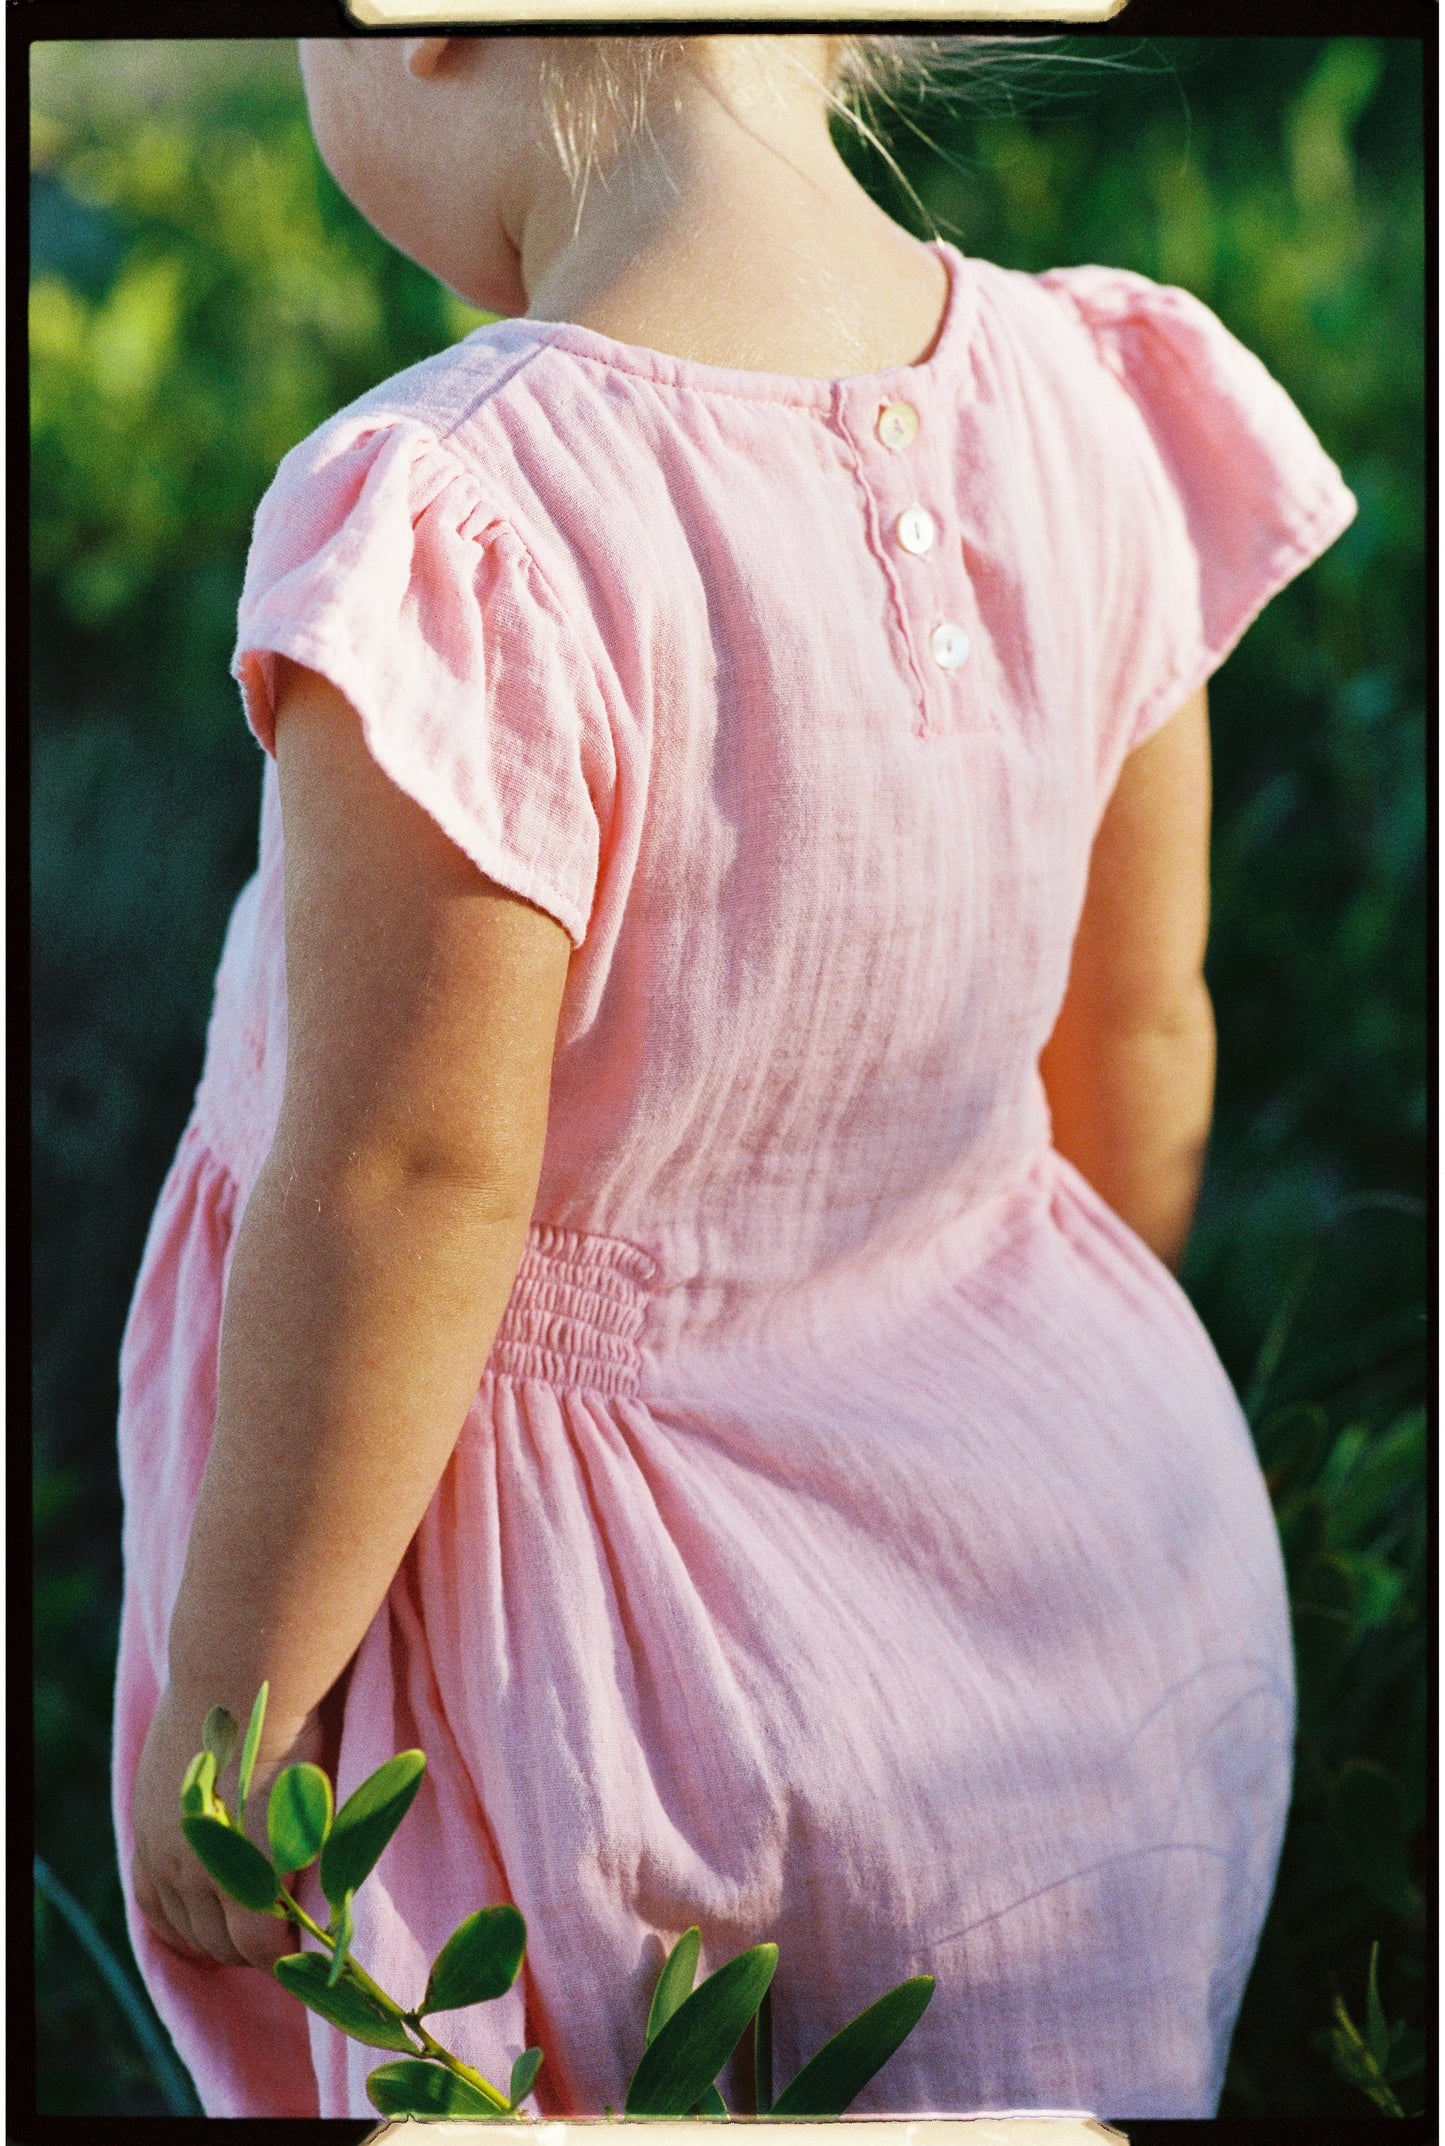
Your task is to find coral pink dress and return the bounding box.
[113,244,1355,2121]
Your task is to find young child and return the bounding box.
[117,33,1356,2122]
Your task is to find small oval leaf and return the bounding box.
[319,1751,426,1910]
[202,1707,238,1772]
[273,1952,417,2053]
[181,1815,279,1914]
[421,1902,526,2016]
[769,1975,935,2117]
[237,1683,269,1821]
[647,1926,701,2043]
[180,1749,217,1819]
[268,1763,333,1875]
[509,2046,544,2108]
[366,2058,507,2118]
[626,1943,778,2117]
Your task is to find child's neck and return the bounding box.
[515,50,949,383]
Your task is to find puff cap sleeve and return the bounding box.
[232,416,611,949]
[1039,265,1357,769]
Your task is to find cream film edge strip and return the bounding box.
[346,0,1129,25]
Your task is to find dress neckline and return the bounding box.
[512,240,975,411]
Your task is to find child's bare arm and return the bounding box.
[132,659,572,1966]
[1038,685,1214,1272]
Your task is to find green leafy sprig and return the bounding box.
[180,1686,934,2120]
[179,1685,521,2117]
[1327,1941,1424,2119]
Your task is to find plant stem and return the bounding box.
[274,1885,511,2114]
[276,1887,340,1954]
[412,2020,514,2113]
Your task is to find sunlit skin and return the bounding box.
[131,36,1215,1971]
[297,36,952,375]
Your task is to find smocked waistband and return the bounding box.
[487,1225,656,1396]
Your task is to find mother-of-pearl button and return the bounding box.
[895,506,936,556]
[930,621,971,671]
[877,401,919,450]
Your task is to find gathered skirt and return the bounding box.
[113,1118,1294,2121]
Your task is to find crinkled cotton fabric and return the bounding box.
[113,243,1356,2121]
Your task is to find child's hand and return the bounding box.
[131,1684,327,1970]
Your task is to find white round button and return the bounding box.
[877,401,919,451]
[895,507,936,556]
[930,622,971,671]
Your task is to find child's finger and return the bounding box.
[222,1895,297,1971]
[134,1854,208,1965]
[147,1875,221,1966]
[170,1877,249,1967]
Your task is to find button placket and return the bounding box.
[841,386,986,739]
[874,399,979,731]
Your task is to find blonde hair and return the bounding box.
[536,35,1043,195]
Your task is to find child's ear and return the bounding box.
[404,37,451,79]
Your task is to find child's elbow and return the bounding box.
[1132,971,1216,1053]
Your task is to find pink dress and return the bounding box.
[112,243,1355,2121]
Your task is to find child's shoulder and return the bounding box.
[271,317,561,483]
[975,253,1259,416]
[990,254,1346,477]
[253,316,629,595]
[975,254,1348,517]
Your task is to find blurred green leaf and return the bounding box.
[34,1567,98,1643]
[1290,1550,1359,1727]
[33,1464,85,1531]
[1278,1490,1328,1568]
[1334,1551,1405,1632]
[1324,1406,1426,1545]
[33,1854,200,2115]
[1259,1403,1332,1503]
[1329,1761,1420,1922]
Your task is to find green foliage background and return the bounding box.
[31,36,1426,2120]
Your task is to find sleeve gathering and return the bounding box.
[1039,264,1358,762]
[232,415,609,950]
